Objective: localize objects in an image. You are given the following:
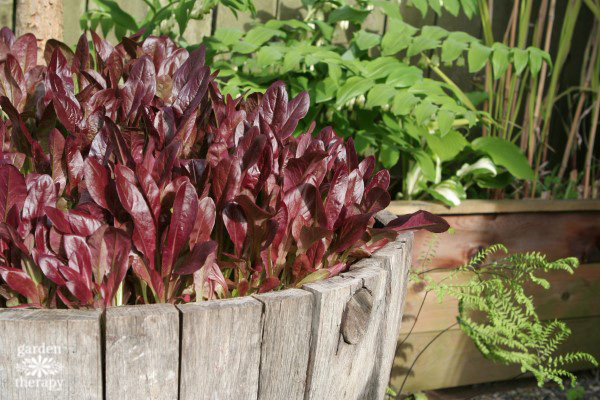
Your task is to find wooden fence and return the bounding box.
[0,230,412,400]
[387,200,600,393]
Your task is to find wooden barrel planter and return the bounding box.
[0,232,412,400]
[385,200,600,393]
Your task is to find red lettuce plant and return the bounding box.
[0,27,448,309]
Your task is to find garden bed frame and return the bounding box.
[0,226,412,400]
[386,200,600,393]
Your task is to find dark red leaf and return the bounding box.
[115,165,156,268]
[162,180,198,277]
[0,164,27,222]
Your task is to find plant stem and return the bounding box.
[558,23,599,179]
[583,90,600,198]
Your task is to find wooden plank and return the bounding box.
[182,16,213,45]
[391,315,600,393]
[360,232,412,395]
[303,259,389,399]
[409,212,600,269]
[0,309,102,399]
[253,288,313,400]
[63,0,86,47]
[401,263,600,334]
[105,304,179,400]
[0,0,13,31]
[178,297,263,400]
[216,0,276,33]
[277,0,303,20]
[387,199,600,215]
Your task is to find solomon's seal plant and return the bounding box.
[0,28,448,309]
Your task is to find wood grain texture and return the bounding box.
[253,288,313,400]
[391,316,600,393]
[16,0,64,59]
[0,309,102,400]
[178,297,263,400]
[105,304,179,400]
[363,232,412,397]
[387,199,600,215]
[303,259,388,399]
[401,263,600,335]
[410,212,600,268]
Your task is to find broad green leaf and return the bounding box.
[392,91,420,115]
[437,110,455,136]
[386,65,423,87]
[408,79,447,96]
[363,57,401,80]
[414,150,435,181]
[441,38,468,64]
[428,0,442,15]
[315,77,337,103]
[421,26,448,41]
[456,157,498,177]
[414,101,438,124]
[379,143,400,168]
[444,0,460,16]
[328,62,342,85]
[214,29,244,46]
[407,36,439,57]
[472,137,534,180]
[448,31,477,44]
[328,6,370,23]
[404,120,429,139]
[428,179,466,206]
[491,43,509,79]
[365,84,396,109]
[371,1,403,19]
[460,0,478,18]
[528,47,551,76]
[244,26,285,47]
[314,20,334,41]
[232,41,259,54]
[354,30,381,50]
[381,32,411,56]
[425,130,467,161]
[465,90,488,107]
[283,50,301,72]
[410,0,429,17]
[512,48,529,75]
[468,42,492,73]
[336,77,375,107]
[256,46,282,66]
[93,0,138,31]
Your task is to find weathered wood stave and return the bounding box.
[0,233,411,400]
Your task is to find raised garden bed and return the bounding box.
[386,200,600,393]
[0,232,412,400]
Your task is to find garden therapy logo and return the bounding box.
[14,343,64,391]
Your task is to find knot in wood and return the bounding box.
[340,288,373,345]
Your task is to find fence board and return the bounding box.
[216,0,277,33]
[63,0,86,46]
[0,0,12,30]
[401,263,600,335]
[253,289,313,400]
[303,259,389,399]
[105,304,180,400]
[391,315,600,393]
[0,309,102,400]
[178,297,263,400]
